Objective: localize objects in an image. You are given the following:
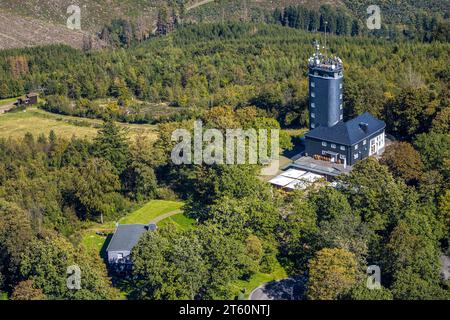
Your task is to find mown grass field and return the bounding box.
[81,200,194,255]
[158,212,197,231]
[0,107,157,141]
[119,200,184,225]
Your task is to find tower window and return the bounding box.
[340,104,343,110]
[340,146,345,151]
[354,153,359,159]
[311,103,315,108]
[363,140,367,145]
[311,113,315,118]
[340,115,343,120]
[355,144,358,150]
[311,82,315,88]
[311,123,315,128]
[322,142,327,147]
[331,144,336,149]
[340,94,343,99]
[311,92,315,98]
[339,83,343,89]
[340,154,346,159]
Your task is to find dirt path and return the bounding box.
[187,0,215,11]
[0,102,16,114]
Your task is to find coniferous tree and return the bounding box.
[93,120,130,174]
[156,7,170,35]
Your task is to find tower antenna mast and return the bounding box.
[324,21,328,58]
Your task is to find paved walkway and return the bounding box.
[151,209,182,224]
[249,277,306,300]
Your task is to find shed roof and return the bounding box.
[305,112,385,145]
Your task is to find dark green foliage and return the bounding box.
[317,214,372,265]
[0,23,448,136]
[100,19,138,48]
[344,283,393,300]
[414,133,450,176]
[338,158,406,232]
[131,223,257,300]
[308,187,352,223]
[93,120,130,174]
[19,232,119,300]
[271,3,448,42]
[60,158,125,222]
[385,87,437,139]
[0,201,33,292]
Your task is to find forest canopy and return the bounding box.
[0,20,449,301]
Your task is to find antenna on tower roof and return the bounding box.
[324,21,328,58]
[313,39,320,57]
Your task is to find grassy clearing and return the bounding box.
[81,200,186,256]
[0,292,8,300]
[0,107,157,141]
[230,260,288,299]
[119,200,184,225]
[158,212,196,231]
[81,232,113,258]
[0,108,98,139]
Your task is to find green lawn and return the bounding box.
[230,260,288,299]
[81,200,187,255]
[158,212,196,231]
[81,232,113,259]
[0,292,8,300]
[119,200,184,225]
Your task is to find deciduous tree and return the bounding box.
[380,142,424,185]
[307,248,359,300]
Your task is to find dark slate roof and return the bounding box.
[107,224,155,252]
[305,112,385,145]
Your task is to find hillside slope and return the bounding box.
[0,0,164,30]
[0,0,448,49]
[0,11,106,50]
[0,0,186,49]
[0,0,339,50]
